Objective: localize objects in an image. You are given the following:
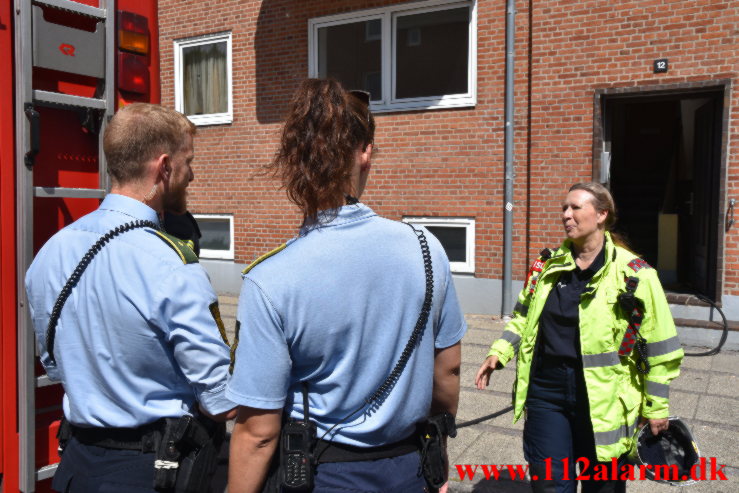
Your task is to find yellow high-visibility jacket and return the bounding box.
[488,232,683,461]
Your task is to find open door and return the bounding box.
[603,89,724,300]
[688,99,721,296]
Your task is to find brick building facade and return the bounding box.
[157,0,739,319]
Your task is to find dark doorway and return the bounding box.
[602,90,724,300]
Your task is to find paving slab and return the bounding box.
[671,367,712,393]
[451,430,528,471]
[464,326,504,346]
[457,389,521,432]
[695,395,739,427]
[218,300,238,319]
[690,424,739,469]
[668,389,700,421]
[679,349,716,371]
[707,373,739,398]
[465,343,496,364]
[709,351,739,373]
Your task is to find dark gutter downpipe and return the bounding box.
[502,0,517,316]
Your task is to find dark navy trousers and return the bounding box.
[52,437,157,493]
[523,357,625,493]
[312,452,428,492]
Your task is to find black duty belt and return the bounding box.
[314,433,418,463]
[70,419,167,452]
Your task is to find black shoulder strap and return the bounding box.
[45,220,158,365]
[364,223,434,405]
[617,276,640,314]
[313,223,434,452]
[617,275,650,375]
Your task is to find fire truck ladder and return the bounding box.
[14,0,116,490]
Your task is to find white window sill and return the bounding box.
[370,97,475,113]
[186,113,233,126]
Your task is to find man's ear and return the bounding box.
[153,154,170,182]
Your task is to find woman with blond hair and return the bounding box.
[476,182,683,493]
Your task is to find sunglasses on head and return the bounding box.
[348,90,371,124]
[349,90,371,106]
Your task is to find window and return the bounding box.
[403,217,475,273]
[174,32,233,126]
[309,0,476,112]
[194,214,234,260]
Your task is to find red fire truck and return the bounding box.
[1,1,159,491]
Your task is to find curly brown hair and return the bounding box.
[269,78,375,223]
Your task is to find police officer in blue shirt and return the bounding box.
[26,103,235,493]
[227,79,467,492]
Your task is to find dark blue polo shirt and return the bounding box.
[537,245,606,361]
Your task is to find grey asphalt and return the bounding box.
[218,296,737,492]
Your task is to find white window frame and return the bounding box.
[402,217,475,274]
[174,32,233,126]
[308,0,477,113]
[193,213,234,260]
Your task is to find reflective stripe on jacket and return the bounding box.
[487,232,683,461]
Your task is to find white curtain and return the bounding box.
[183,42,227,115]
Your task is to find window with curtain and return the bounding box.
[175,32,232,125]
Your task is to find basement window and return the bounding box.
[309,0,477,112]
[402,217,475,273]
[193,214,234,260]
[174,32,233,126]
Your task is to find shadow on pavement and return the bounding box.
[450,469,531,493]
[471,477,530,493]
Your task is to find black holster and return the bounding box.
[418,413,457,492]
[56,417,72,454]
[154,415,226,493]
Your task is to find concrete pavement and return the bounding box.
[217,297,737,492]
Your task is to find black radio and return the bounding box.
[279,385,316,491]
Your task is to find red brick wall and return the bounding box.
[158,0,738,295]
[526,0,738,294]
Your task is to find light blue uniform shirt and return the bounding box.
[227,203,467,447]
[26,194,233,427]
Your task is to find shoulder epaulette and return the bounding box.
[627,258,652,272]
[150,230,199,264]
[242,243,287,275]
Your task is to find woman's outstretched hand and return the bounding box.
[474,355,500,390]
